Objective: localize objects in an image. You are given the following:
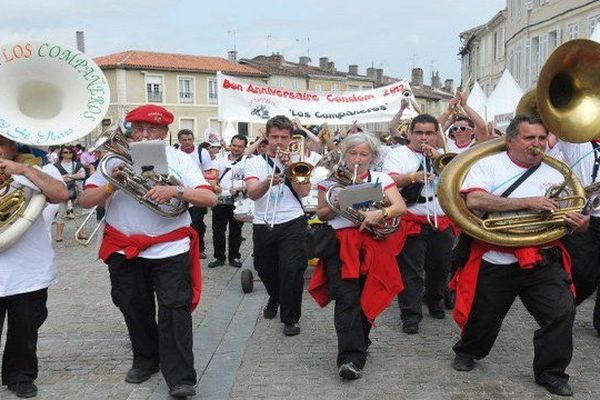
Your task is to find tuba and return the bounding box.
[315,151,400,239]
[0,40,109,250]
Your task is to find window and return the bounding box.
[146,75,163,103]
[314,84,323,91]
[291,80,298,90]
[180,118,194,132]
[530,36,539,83]
[539,33,548,66]
[568,23,579,40]
[549,30,561,49]
[494,28,505,61]
[178,77,194,104]
[238,122,249,136]
[208,78,218,104]
[590,15,600,36]
[526,0,533,11]
[275,78,283,88]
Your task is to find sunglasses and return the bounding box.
[61,151,72,154]
[450,126,473,133]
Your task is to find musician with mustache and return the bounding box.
[0,136,69,398]
[383,113,455,334]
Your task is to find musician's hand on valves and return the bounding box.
[214,185,223,195]
[564,211,590,233]
[524,196,559,212]
[421,144,440,159]
[111,163,127,183]
[358,209,385,232]
[0,159,28,177]
[144,185,177,204]
[265,173,284,187]
[278,151,291,167]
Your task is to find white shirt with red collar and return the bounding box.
[85,145,212,259]
[244,154,310,225]
[318,170,395,230]
[383,145,445,216]
[460,151,564,264]
[180,145,215,173]
[447,137,475,154]
[0,164,63,296]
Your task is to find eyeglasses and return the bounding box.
[61,151,72,154]
[450,126,473,133]
[132,125,164,134]
[412,130,437,136]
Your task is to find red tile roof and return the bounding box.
[93,50,268,77]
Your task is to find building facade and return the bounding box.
[460,0,600,93]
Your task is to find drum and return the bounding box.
[217,190,235,205]
[301,188,318,213]
[233,197,254,222]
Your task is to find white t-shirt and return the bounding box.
[383,145,445,216]
[181,145,215,172]
[447,137,475,154]
[214,154,247,192]
[0,164,63,296]
[557,140,600,217]
[461,151,564,264]
[56,160,84,178]
[318,170,395,230]
[244,154,310,225]
[85,146,211,259]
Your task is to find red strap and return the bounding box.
[99,224,202,311]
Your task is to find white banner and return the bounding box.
[217,72,417,125]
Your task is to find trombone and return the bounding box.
[74,206,105,246]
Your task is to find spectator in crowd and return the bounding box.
[53,145,86,242]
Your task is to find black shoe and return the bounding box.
[536,378,573,396]
[169,384,197,398]
[229,258,242,268]
[338,362,361,380]
[284,322,301,336]
[444,290,456,310]
[428,302,446,319]
[125,366,160,383]
[200,252,207,260]
[8,382,38,398]
[402,322,419,334]
[263,297,278,319]
[208,259,225,268]
[452,355,475,372]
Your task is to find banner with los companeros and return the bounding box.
[217,72,418,125]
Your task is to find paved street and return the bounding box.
[1,211,600,400]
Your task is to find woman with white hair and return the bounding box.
[308,132,407,380]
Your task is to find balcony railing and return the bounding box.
[147,91,163,103]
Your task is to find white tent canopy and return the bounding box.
[466,82,488,121]
[222,121,238,143]
[484,69,524,128]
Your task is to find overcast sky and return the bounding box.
[1,0,506,84]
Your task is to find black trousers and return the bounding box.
[563,216,600,331]
[319,226,371,368]
[107,253,196,388]
[212,204,243,261]
[189,206,207,252]
[253,217,307,324]
[453,254,575,384]
[0,288,48,386]
[396,225,454,324]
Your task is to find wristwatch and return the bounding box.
[175,185,185,199]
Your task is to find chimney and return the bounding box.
[319,57,329,70]
[376,68,384,84]
[299,56,311,65]
[328,61,336,72]
[76,31,85,53]
[444,79,454,93]
[269,53,284,65]
[348,65,358,75]
[367,67,377,79]
[411,68,423,86]
[227,50,238,64]
[431,71,441,89]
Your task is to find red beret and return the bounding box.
[125,104,174,126]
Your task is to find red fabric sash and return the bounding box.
[449,239,573,332]
[99,224,202,311]
[308,228,404,324]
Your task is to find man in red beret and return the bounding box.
[79,104,217,398]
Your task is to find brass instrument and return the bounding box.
[317,151,399,239]
[74,206,105,246]
[438,138,585,247]
[93,127,189,218]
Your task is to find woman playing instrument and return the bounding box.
[308,132,407,380]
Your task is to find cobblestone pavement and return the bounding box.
[2,209,600,399]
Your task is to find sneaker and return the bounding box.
[8,382,38,398]
[169,384,197,398]
[229,258,242,268]
[263,297,278,319]
[283,322,301,336]
[338,362,361,380]
[125,366,160,383]
[208,259,225,268]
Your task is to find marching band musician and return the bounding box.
[451,114,588,397]
[438,92,488,153]
[383,114,456,334]
[547,133,600,335]
[208,134,248,269]
[79,105,217,399]
[178,128,217,259]
[308,132,406,380]
[0,136,69,398]
[244,115,312,336]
